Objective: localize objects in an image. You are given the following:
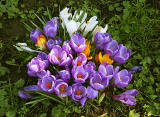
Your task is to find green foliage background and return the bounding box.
[0,0,159,116]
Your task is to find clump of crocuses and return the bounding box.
[18,7,141,108]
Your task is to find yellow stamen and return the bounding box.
[87,21,90,25]
[97,26,101,31]
[35,35,47,50]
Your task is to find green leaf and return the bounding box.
[109,5,114,11]
[0,66,10,76]
[14,79,25,88]
[156,56,160,65]
[116,7,123,12]
[129,110,140,117]
[34,13,45,26]
[51,105,65,117]
[39,113,47,117]
[144,56,152,64]
[0,23,2,29]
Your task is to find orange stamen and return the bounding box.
[77,74,82,78]
[46,83,52,88]
[59,84,65,92]
[77,61,81,66]
[76,90,81,95]
[77,44,80,47]
[120,77,122,80]
[94,81,99,84]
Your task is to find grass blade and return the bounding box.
[25,98,47,105]
[23,22,32,32]
[30,20,43,32]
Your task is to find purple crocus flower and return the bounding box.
[84,61,96,78]
[62,41,73,55]
[30,29,42,43]
[54,79,72,97]
[98,62,114,80]
[37,70,51,79]
[59,70,71,82]
[72,83,87,107]
[113,44,131,63]
[113,67,132,88]
[113,89,139,105]
[48,45,72,66]
[18,85,39,99]
[94,32,111,50]
[128,66,143,74]
[104,40,119,56]
[70,33,86,52]
[38,75,56,93]
[73,66,88,83]
[86,86,98,99]
[37,52,49,67]
[72,53,87,67]
[27,57,48,77]
[43,17,58,38]
[47,38,62,50]
[90,72,109,90]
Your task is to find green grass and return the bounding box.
[0,0,160,116]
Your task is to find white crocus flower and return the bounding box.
[14,43,40,53]
[83,16,98,36]
[60,7,72,29]
[65,20,80,37]
[91,24,108,41]
[72,10,87,24]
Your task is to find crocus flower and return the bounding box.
[65,20,81,37]
[72,83,87,107]
[14,43,40,53]
[95,52,114,64]
[84,61,96,77]
[38,75,56,93]
[30,29,42,43]
[83,16,98,36]
[113,67,132,88]
[113,89,139,105]
[72,53,87,67]
[128,66,143,74]
[27,57,48,77]
[86,86,98,99]
[73,66,88,83]
[113,44,131,63]
[81,40,92,60]
[62,41,73,55]
[47,38,62,50]
[60,7,72,23]
[48,45,72,66]
[98,62,114,80]
[37,70,51,79]
[72,10,87,24]
[37,52,49,67]
[35,35,47,50]
[43,17,58,38]
[70,33,86,52]
[54,80,72,97]
[90,72,109,90]
[18,85,39,99]
[94,32,111,50]
[59,70,71,82]
[104,40,119,56]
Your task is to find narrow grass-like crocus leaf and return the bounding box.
[25,98,47,105]
[33,91,65,105]
[47,7,52,20]
[34,13,45,26]
[23,22,32,32]
[87,101,99,110]
[30,20,43,33]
